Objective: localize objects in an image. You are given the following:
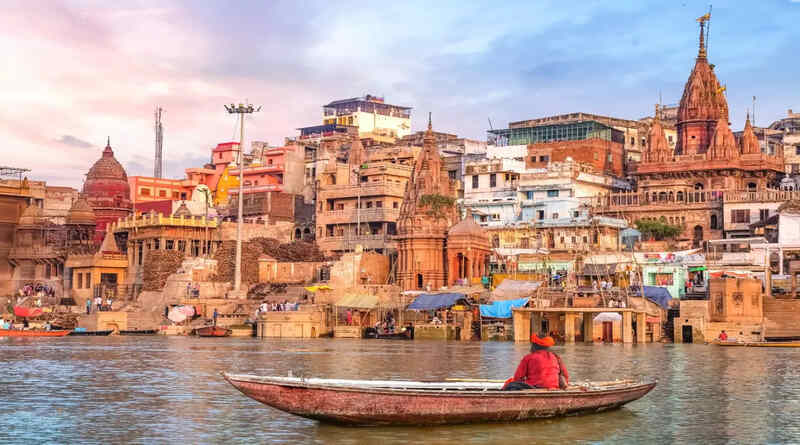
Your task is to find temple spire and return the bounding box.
[106,136,111,147]
[427,112,432,131]
[697,13,710,59]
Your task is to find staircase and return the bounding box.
[763,298,800,340]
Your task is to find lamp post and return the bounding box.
[225,102,261,293]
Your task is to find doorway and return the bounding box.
[416,274,423,289]
[682,325,693,343]
[602,322,613,343]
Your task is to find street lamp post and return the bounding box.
[225,102,261,294]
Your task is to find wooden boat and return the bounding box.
[69,329,113,336]
[222,373,656,426]
[194,326,232,337]
[118,329,157,335]
[714,340,800,347]
[364,326,414,340]
[0,329,70,338]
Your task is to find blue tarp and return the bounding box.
[480,297,529,319]
[629,286,671,309]
[407,293,466,310]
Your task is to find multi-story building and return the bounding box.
[590,19,784,246]
[314,135,416,255]
[770,110,800,176]
[462,157,523,225]
[321,95,412,141]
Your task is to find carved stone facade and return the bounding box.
[592,19,784,245]
[396,116,459,290]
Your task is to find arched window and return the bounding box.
[710,214,718,230]
[694,183,704,190]
[677,191,684,201]
[747,182,757,190]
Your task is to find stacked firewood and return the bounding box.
[142,250,185,291]
[211,238,329,284]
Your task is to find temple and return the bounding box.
[592,19,784,245]
[83,139,133,243]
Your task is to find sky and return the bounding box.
[1,0,799,188]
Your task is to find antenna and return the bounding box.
[154,107,164,178]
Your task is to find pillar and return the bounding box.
[622,311,633,344]
[583,312,594,344]
[513,309,530,342]
[532,312,542,337]
[564,312,577,343]
[636,312,646,343]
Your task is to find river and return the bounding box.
[1,337,798,444]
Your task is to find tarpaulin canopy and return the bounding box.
[335,294,378,309]
[168,305,196,323]
[594,312,622,322]
[491,280,541,301]
[581,263,618,277]
[480,297,528,319]
[13,306,43,318]
[407,293,466,310]
[305,285,331,292]
[629,286,672,309]
[689,266,707,272]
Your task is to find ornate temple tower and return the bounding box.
[396,115,459,290]
[83,138,132,244]
[645,105,672,163]
[675,17,729,155]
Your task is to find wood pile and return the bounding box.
[212,238,328,284]
[142,250,185,291]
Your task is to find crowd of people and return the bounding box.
[257,301,298,315]
[18,283,56,299]
[85,296,114,314]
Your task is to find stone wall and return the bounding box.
[328,252,391,288]
[219,220,294,243]
[258,259,323,284]
[708,277,762,323]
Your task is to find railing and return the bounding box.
[588,189,726,209]
[318,208,400,223]
[8,246,60,259]
[724,189,800,203]
[113,213,218,230]
[319,182,407,198]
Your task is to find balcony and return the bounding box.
[317,234,397,252]
[319,181,407,199]
[589,189,725,212]
[317,208,401,224]
[724,189,800,203]
[114,214,218,230]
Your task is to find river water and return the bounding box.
[1,337,797,444]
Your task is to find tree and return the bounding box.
[634,218,682,241]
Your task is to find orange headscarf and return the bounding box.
[530,333,555,347]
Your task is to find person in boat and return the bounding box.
[718,330,728,341]
[213,308,219,326]
[503,334,569,391]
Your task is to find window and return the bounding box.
[448,170,457,180]
[172,191,180,199]
[536,210,545,220]
[526,191,534,200]
[366,201,373,209]
[573,211,579,218]
[76,272,82,289]
[593,152,599,160]
[336,203,344,210]
[630,137,635,146]
[86,273,91,289]
[760,209,770,222]
[159,190,167,198]
[531,156,537,163]
[472,175,479,189]
[552,213,559,219]
[668,135,674,143]
[268,158,273,165]
[489,174,497,188]
[393,202,399,209]
[376,201,383,208]
[491,213,500,221]
[154,239,160,250]
[731,209,750,224]
[795,146,800,155]
[539,155,549,163]
[141,188,151,196]
[547,190,559,197]
[166,240,175,250]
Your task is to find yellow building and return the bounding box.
[214,164,239,206]
[65,232,128,304]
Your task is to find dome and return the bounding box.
[66,195,96,225]
[449,212,488,239]
[82,138,132,210]
[18,205,44,227]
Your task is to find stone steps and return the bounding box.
[762,298,800,338]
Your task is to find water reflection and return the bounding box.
[2,337,800,443]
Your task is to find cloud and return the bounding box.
[55,135,93,149]
[0,1,798,188]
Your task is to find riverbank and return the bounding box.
[2,337,798,443]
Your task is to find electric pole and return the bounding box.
[225,102,261,294]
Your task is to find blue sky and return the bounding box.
[1,0,798,186]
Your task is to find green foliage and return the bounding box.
[634,218,682,241]
[419,194,455,220]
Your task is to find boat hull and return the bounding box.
[69,330,114,336]
[223,374,656,426]
[0,329,70,337]
[118,330,157,335]
[195,326,232,337]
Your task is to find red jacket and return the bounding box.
[512,350,569,389]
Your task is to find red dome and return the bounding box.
[83,139,132,210]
